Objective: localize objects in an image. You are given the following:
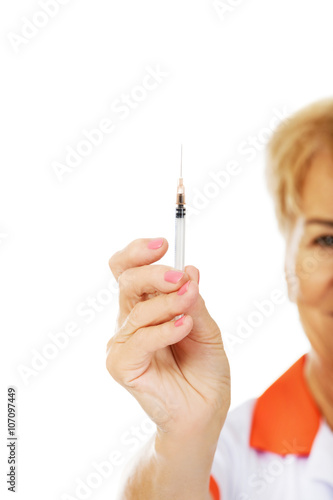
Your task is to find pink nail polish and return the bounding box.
[177,280,191,295]
[164,270,184,283]
[147,238,164,249]
[175,316,185,327]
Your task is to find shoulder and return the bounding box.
[209,353,325,500]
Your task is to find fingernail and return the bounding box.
[147,238,164,250]
[175,315,185,327]
[164,270,184,283]
[177,280,191,295]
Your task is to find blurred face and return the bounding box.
[285,147,333,362]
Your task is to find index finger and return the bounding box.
[109,237,168,282]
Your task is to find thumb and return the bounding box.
[185,265,210,330]
[184,268,221,341]
[184,265,200,285]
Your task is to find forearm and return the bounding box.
[116,430,218,500]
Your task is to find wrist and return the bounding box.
[152,431,217,500]
[155,409,227,454]
[154,426,219,475]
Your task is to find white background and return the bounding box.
[1,0,332,498]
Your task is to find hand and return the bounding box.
[106,238,231,441]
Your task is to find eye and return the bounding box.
[314,235,333,247]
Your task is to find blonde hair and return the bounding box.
[265,97,333,237]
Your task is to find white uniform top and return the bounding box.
[208,354,333,500]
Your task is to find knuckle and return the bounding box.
[106,348,118,378]
[108,251,119,271]
[106,338,124,382]
[128,301,143,329]
[125,240,140,263]
[108,255,114,270]
[106,336,114,353]
[108,252,123,279]
[130,325,145,345]
[118,268,133,290]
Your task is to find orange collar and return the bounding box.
[249,353,322,456]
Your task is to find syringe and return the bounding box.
[174,145,186,320]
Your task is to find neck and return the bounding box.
[304,349,333,432]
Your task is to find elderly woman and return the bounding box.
[106,98,333,500]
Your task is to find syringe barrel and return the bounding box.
[174,205,186,271]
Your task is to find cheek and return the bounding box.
[295,248,333,305]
